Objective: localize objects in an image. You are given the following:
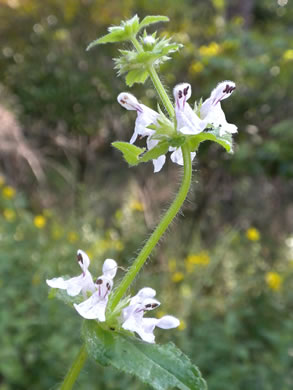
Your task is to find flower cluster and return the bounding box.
[118,80,237,172]
[46,250,179,343]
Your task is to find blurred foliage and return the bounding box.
[0,0,293,389]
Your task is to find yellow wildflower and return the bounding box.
[199,42,220,57]
[0,176,5,187]
[178,320,187,331]
[265,272,283,291]
[186,251,210,266]
[283,49,293,61]
[168,258,177,272]
[2,186,16,199]
[67,231,78,243]
[130,200,144,212]
[189,61,204,75]
[172,272,184,283]
[34,215,46,229]
[3,208,16,222]
[246,227,260,241]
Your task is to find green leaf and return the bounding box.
[125,69,149,86]
[87,15,140,50]
[112,141,144,165]
[139,141,169,163]
[188,130,233,153]
[83,321,207,390]
[139,15,169,30]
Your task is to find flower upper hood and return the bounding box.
[200,81,237,136]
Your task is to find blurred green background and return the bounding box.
[0,0,293,389]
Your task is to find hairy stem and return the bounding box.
[108,143,192,311]
[131,37,174,118]
[60,345,87,390]
[108,36,192,312]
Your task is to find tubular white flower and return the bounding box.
[74,258,117,321]
[118,92,167,172]
[46,249,95,297]
[173,83,206,135]
[117,92,158,144]
[122,288,180,343]
[200,81,237,136]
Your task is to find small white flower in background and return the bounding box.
[46,249,95,297]
[200,80,237,137]
[122,287,180,343]
[74,258,117,321]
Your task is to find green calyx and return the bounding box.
[114,35,182,86]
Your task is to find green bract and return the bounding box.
[83,321,207,390]
[114,36,182,86]
[111,142,144,165]
[112,128,233,168]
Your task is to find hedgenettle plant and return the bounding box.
[47,15,237,390]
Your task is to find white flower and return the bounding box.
[117,92,158,144]
[117,81,237,171]
[117,92,165,172]
[168,83,207,165]
[122,287,180,343]
[74,258,117,321]
[46,249,95,297]
[200,80,237,137]
[173,83,206,136]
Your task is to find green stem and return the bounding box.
[108,143,192,311]
[60,345,87,390]
[131,37,174,118]
[147,65,174,118]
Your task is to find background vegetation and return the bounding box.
[0,0,292,389]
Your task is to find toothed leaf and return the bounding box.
[112,142,144,165]
[87,15,140,50]
[188,129,233,153]
[125,69,149,86]
[139,15,169,30]
[83,321,207,390]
